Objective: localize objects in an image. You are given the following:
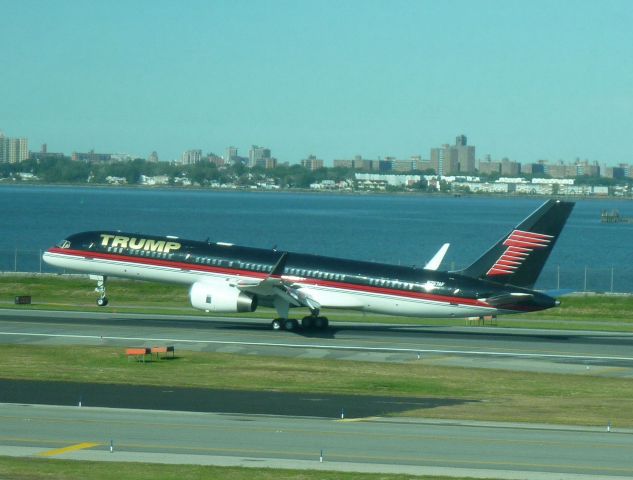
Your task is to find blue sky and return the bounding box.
[2,0,632,165]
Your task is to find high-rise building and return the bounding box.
[256,157,278,169]
[574,159,599,177]
[0,132,6,163]
[181,149,202,165]
[602,166,625,179]
[72,150,112,162]
[478,158,502,175]
[430,144,458,175]
[248,145,271,167]
[452,134,475,173]
[147,151,159,162]
[225,146,238,164]
[500,158,520,176]
[0,133,28,163]
[301,155,324,171]
[13,138,28,163]
[431,135,475,175]
[522,160,547,176]
[547,161,576,178]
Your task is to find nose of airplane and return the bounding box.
[42,249,57,266]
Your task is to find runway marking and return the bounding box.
[1,419,629,451]
[337,416,380,422]
[47,439,633,475]
[38,441,100,457]
[1,331,633,363]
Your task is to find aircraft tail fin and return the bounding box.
[457,200,574,288]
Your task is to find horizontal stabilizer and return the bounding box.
[541,288,574,298]
[484,292,534,307]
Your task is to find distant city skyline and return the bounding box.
[2,1,632,165]
[0,128,628,170]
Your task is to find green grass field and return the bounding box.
[1,343,632,427]
[0,457,478,480]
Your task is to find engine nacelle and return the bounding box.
[189,281,257,313]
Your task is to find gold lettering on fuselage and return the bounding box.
[100,234,115,247]
[144,239,165,252]
[128,237,145,249]
[112,236,129,248]
[99,234,181,253]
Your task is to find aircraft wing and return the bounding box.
[232,252,288,295]
[236,280,321,310]
[424,243,450,270]
[233,252,321,310]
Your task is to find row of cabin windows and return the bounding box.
[367,277,415,291]
[285,267,345,282]
[108,247,173,260]
[285,267,417,291]
[110,247,234,268]
[192,256,235,268]
[110,247,421,292]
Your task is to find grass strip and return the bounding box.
[0,456,481,480]
[1,344,632,428]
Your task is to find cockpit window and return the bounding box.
[56,240,71,249]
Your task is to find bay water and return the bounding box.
[2,185,632,292]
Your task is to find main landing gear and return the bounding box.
[93,275,109,307]
[270,310,329,332]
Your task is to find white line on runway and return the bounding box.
[1,331,633,363]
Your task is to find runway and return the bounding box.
[1,308,633,377]
[1,403,632,479]
[2,308,633,478]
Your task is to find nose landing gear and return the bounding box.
[93,275,109,307]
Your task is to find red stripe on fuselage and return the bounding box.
[46,247,492,309]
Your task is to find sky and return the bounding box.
[1,0,632,165]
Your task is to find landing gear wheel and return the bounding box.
[314,316,329,330]
[284,319,299,331]
[94,276,108,307]
[301,316,315,329]
[272,318,284,331]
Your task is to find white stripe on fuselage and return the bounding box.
[43,251,498,318]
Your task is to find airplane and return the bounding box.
[42,199,574,331]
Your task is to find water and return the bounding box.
[2,185,632,292]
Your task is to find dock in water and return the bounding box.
[601,209,633,223]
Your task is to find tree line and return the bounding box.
[0,156,624,189]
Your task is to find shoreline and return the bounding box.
[0,182,631,202]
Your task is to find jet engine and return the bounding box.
[189,281,257,313]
